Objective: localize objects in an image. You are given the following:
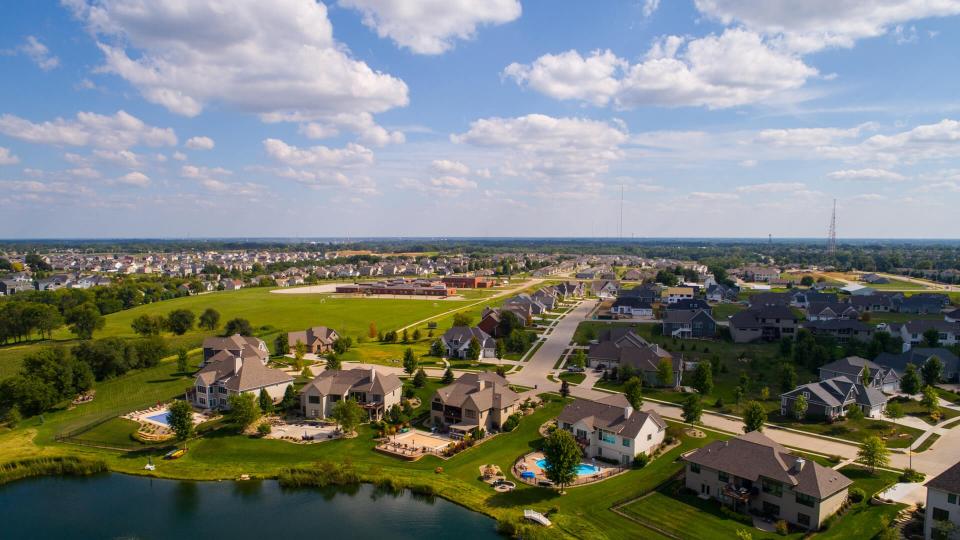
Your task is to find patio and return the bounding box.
[375,429,453,460]
[122,404,207,442]
[266,420,341,443]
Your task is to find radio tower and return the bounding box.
[827,199,837,254]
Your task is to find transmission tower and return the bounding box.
[827,199,837,254]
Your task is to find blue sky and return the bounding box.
[2,1,960,239]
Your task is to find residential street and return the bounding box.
[506,296,960,478]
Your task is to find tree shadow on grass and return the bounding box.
[486,485,561,508]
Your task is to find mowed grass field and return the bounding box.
[0,287,485,377]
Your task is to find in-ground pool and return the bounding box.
[145,412,171,426]
[535,458,599,476]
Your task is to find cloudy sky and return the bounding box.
[2,1,960,239]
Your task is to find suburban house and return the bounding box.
[300,368,402,421]
[706,283,740,302]
[803,319,875,344]
[847,294,897,313]
[819,356,900,393]
[946,309,960,323]
[555,281,585,299]
[588,327,681,387]
[557,394,667,466]
[662,309,717,339]
[201,334,269,366]
[924,461,960,540]
[530,288,558,310]
[742,266,781,282]
[610,297,654,318]
[504,293,549,315]
[874,348,960,383]
[791,291,838,308]
[621,284,660,304]
[666,298,712,313]
[478,307,528,338]
[663,287,695,304]
[899,294,950,314]
[189,351,293,410]
[590,280,620,299]
[441,326,497,359]
[780,376,888,420]
[430,372,520,437]
[729,306,799,343]
[806,302,860,321]
[623,269,643,281]
[223,279,243,290]
[748,292,792,307]
[287,326,340,354]
[682,431,852,530]
[888,320,960,350]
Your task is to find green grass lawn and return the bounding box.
[866,312,944,325]
[887,396,959,425]
[558,372,586,385]
[620,488,776,539]
[712,303,746,321]
[0,287,476,377]
[768,412,923,448]
[866,279,930,291]
[617,464,901,540]
[68,417,142,447]
[914,433,940,452]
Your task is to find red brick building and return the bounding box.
[441,276,495,288]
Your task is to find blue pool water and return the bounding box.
[535,458,599,476]
[146,412,171,426]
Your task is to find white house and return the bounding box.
[925,461,960,540]
[610,297,654,318]
[441,326,496,359]
[556,394,666,466]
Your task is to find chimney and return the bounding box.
[624,404,633,419]
[234,354,243,374]
[369,368,376,381]
[478,379,487,390]
[793,457,805,473]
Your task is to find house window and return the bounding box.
[218,386,227,394]
[795,492,816,508]
[932,507,950,522]
[600,431,616,444]
[949,493,958,505]
[464,409,476,419]
[718,471,729,483]
[762,479,783,497]
[431,401,443,412]
[308,395,320,404]
[690,463,700,474]
[196,386,206,394]
[647,433,652,441]
[797,513,811,527]
[622,438,631,447]
[198,397,206,405]
[762,501,780,517]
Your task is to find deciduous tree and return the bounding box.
[541,429,580,493]
[742,401,766,433]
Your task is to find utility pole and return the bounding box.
[828,199,837,254]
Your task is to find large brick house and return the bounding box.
[300,368,402,421]
[287,326,340,354]
[430,372,520,438]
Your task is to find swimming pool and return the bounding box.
[535,458,599,476]
[145,412,171,426]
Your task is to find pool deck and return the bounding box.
[375,429,454,460]
[514,451,623,488]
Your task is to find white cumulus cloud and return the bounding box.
[0,110,176,150]
[827,169,907,182]
[339,0,521,54]
[116,171,150,187]
[185,136,215,150]
[18,36,60,71]
[504,29,817,109]
[65,0,409,124]
[0,147,19,165]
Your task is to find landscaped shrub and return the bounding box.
[632,453,649,469]
[900,468,926,483]
[501,413,522,432]
[719,505,754,525]
[256,423,271,436]
[775,520,789,536]
[848,487,866,504]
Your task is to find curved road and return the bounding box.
[507,297,959,477]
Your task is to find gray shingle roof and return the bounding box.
[557,396,666,439]
[682,431,852,499]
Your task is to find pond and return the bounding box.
[0,473,499,539]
